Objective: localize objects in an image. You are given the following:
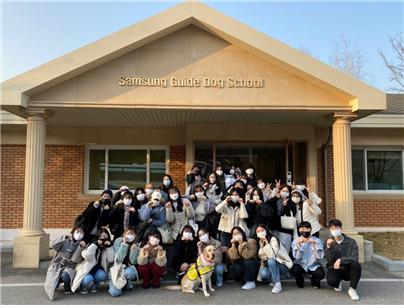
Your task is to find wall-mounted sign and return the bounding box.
[118,76,265,88]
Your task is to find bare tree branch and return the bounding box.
[379,33,404,92]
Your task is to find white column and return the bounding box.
[13,110,49,268]
[332,116,355,230]
[21,115,46,236]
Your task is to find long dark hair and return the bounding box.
[177,224,196,241]
[253,224,279,246]
[160,174,174,193]
[140,229,162,248]
[229,226,247,247]
[133,187,147,210]
[251,187,264,202]
[168,186,183,212]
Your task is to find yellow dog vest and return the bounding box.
[187,258,215,281]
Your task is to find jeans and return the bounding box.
[108,266,138,297]
[214,263,225,286]
[56,271,71,292]
[260,259,290,283]
[277,232,292,254]
[326,261,361,289]
[81,269,107,291]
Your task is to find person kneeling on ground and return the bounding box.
[291,221,325,288]
[325,218,361,301]
[255,224,292,294]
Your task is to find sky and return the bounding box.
[1,0,403,92]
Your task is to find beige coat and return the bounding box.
[296,194,322,235]
[71,243,115,292]
[137,246,167,267]
[216,200,249,236]
[165,198,195,240]
[227,239,258,262]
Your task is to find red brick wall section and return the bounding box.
[1,145,85,229]
[0,145,25,228]
[169,145,186,194]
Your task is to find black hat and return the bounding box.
[101,189,113,199]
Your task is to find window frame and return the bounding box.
[352,147,404,193]
[84,144,170,194]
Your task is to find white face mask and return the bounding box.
[195,192,204,199]
[246,168,254,175]
[200,233,209,243]
[163,179,171,187]
[331,229,342,237]
[145,188,153,195]
[229,169,235,175]
[241,179,247,184]
[231,195,239,203]
[216,170,223,176]
[136,194,145,202]
[149,236,160,246]
[73,231,84,241]
[253,195,261,201]
[183,232,193,240]
[280,191,289,199]
[233,234,243,242]
[257,183,266,190]
[292,196,301,204]
[126,234,135,243]
[256,231,267,239]
[170,193,179,200]
[152,199,160,207]
[123,198,132,206]
[296,185,305,191]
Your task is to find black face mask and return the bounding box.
[300,231,311,238]
[102,199,111,206]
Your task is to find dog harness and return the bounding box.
[186,258,215,281]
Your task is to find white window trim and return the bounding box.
[84,144,170,194]
[352,148,404,194]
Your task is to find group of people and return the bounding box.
[45,164,362,301]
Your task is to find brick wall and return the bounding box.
[1,144,85,229]
[317,145,404,227]
[169,145,186,194]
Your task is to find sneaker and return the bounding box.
[216,281,223,287]
[334,281,343,292]
[271,282,282,294]
[90,288,98,294]
[80,289,89,295]
[348,287,360,301]
[64,290,72,295]
[242,281,256,290]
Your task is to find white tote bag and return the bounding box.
[110,262,127,290]
[280,210,296,230]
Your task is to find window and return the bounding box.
[85,146,168,193]
[352,149,403,191]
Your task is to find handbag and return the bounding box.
[280,210,296,230]
[110,262,127,290]
[157,223,172,244]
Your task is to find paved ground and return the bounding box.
[1,252,404,305]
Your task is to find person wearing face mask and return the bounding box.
[267,183,296,253]
[72,228,115,294]
[185,165,204,197]
[214,166,227,195]
[256,178,272,201]
[254,225,292,294]
[292,189,322,238]
[74,190,113,243]
[216,188,249,247]
[133,188,148,211]
[44,227,86,300]
[325,219,361,301]
[203,173,223,205]
[291,221,325,289]
[136,231,167,288]
[144,183,154,200]
[224,165,238,189]
[245,188,273,236]
[191,185,215,230]
[197,228,225,287]
[293,179,323,207]
[108,191,139,240]
[165,186,195,243]
[138,191,166,242]
[112,186,130,207]
[172,225,198,284]
[108,227,140,297]
[244,164,257,187]
[227,226,259,290]
[159,174,174,199]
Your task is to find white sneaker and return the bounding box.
[348,287,360,301]
[334,281,343,292]
[242,281,256,290]
[269,282,274,287]
[271,282,282,294]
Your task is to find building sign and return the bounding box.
[118,76,265,88]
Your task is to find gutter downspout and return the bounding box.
[322,127,332,225]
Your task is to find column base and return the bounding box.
[342,230,365,264]
[13,233,50,268]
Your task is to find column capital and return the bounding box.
[325,112,357,124]
[22,108,52,119]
